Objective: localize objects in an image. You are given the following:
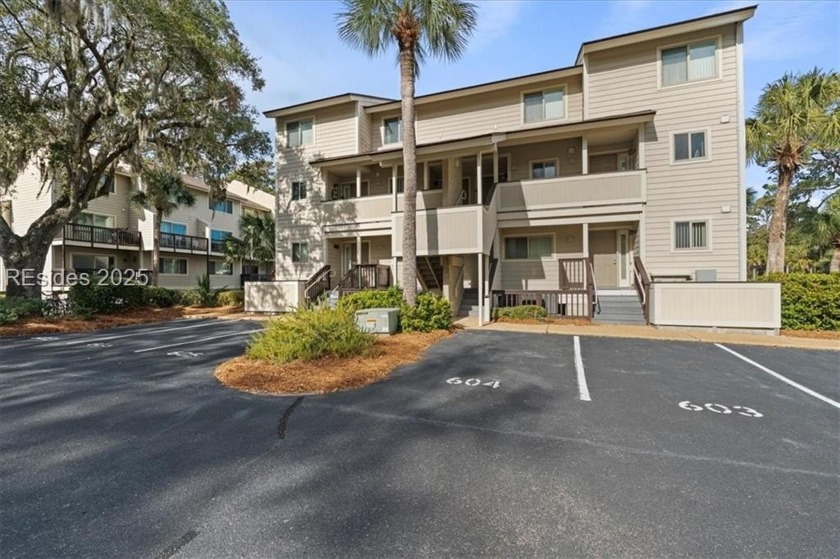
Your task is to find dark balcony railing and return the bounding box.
[210,240,226,254]
[160,232,208,253]
[337,264,392,292]
[63,224,141,248]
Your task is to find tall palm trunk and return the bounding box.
[399,47,418,306]
[766,167,793,273]
[830,240,840,273]
[151,211,160,287]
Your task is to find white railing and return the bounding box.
[322,194,392,223]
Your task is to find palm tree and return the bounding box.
[224,211,276,277]
[746,68,840,273]
[337,0,477,305]
[129,169,196,286]
[801,195,840,272]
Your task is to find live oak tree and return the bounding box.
[337,0,477,306]
[746,69,840,274]
[0,0,270,298]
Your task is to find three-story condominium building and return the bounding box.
[264,6,758,324]
[0,166,274,293]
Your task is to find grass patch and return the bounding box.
[216,330,451,395]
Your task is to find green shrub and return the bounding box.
[337,286,403,314]
[179,289,204,306]
[145,287,179,308]
[217,289,244,307]
[194,273,218,306]
[247,307,374,363]
[401,291,452,332]
[494,305,548,321]
[0,297,46,325]
[756,273,840,330]
[68,283,147,315]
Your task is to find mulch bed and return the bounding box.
[215,330,452,395]
[780,329,840,340]
[0,305,245,337]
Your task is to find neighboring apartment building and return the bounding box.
[265,7,755,322]
[0,167,273,293]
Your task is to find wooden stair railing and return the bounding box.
[633,256,652,324]
[304,265,332,303]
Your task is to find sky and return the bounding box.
[225,0,840,191]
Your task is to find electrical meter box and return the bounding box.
[355,308,400,334]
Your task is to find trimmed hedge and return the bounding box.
[216,289,244,307]
[755,273,840,331]
[0,297,46,325]
[337,287,452,332]
[67,284,181,315]
[493,305,548,321]
[247,307,374,363]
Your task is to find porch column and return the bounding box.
[477,253,484,327]
[493,151,499,184]
[582,223,589,258]
[423,161,429,191]
[637,123,646,168]
[581,135,589,175]
[356,167,362,198]
[476,151,483,205]
[391,164,398,212]
[356,235,362,265]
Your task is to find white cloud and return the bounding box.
[468,0,525,52]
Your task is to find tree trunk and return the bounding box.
[766,167,793,274]
[830,242,840,274]
[151,211,160,286]
[1,228,59,299]
[399,48,418,306]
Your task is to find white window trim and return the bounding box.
[77,211,118,228]
[159,257,189,275]
[291,241,309,263]
[502,233,556,261]
[657,35,723,90]
[528,158,561,180]
[520,85,568,126]
[160,219,189,235]
[291,180,308,201]
[669,129,712,165]
[209,199,235,214]
[284,116,316,148]
[70,252,117,269]
[670,217,713,253]
[381,115,403,146]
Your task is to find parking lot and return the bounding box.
[1,320,838,557]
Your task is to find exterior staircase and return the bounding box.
[417,256,443,290]
[457,287,479,317]
[593,290,646,325]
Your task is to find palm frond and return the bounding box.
[336,0,398,57]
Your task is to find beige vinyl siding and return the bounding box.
[369,77,583,151]
[506,138,583,180]
[5,163,53,236]
[358,105,372,153]
[587,24,740,280]
[82,173,133,229]
[499,225,584,290]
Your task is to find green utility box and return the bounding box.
[355,308,400,334]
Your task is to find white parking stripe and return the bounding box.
[716,344,840,410]
[64,320,236,345]
[133,329,261,353]
[574,336,591,402]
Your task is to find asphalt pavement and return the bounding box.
[1,320,838,558]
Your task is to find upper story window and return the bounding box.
[73,212,114,228]
[384,117,402,144]
[531,159,558,179]
[661,39,717,86]
[673,131,707,162]
[286,119,313,147]
[210,199,234,214]
[291,181,307,201]
[523,88,564,123]
[161,221,187,235]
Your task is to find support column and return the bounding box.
[391,164,398,212]
[423,161,429,191]
[582,223,589,257]
[637,123,646,168]
[476,151,483,205]
[581,135,589,175]
[356,235,362,265]
[493,151,499,184]
[356,167,362,198]
[477,253,484,327]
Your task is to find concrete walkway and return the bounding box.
[454,317,840,351]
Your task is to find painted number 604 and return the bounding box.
[446,377,500,389]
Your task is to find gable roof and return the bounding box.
[263,93,394,118]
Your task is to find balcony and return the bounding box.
[62,224,142,249]
[322,190,445,231]
[497,170,645,213]
[393,205,483,256]
[160,232,208,253]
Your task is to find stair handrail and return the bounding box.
[304,264,332,300]
[587,259,600,316]
[633,256,652,324]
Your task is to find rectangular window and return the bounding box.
[523,88,564,123]
[291,181,307,201]
[209,260,232,275]
[209,200,234,214]
[292,242,309,263]
[384,117,402,144]
[71,254,114,270]
[674,220,708,250]
[161,221,187,235]
[661,40,717,86]
[531,160,558,179]
[504,235,553,259]
[286,119,313,147]
[210,229,232,253]
[674,131,707,162]
[74,212,115,228]
[159,257,188,274]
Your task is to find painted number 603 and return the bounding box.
[679,401,762,418]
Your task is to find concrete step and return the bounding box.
[593,317,646,325]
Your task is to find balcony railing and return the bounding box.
[497,170,645,212]
[210,240,226,254]
[160,232,208,253]
[393,205,482,256]
[63,224,142,248]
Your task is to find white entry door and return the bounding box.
[342,242,370,273]
[617,229,632,288]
